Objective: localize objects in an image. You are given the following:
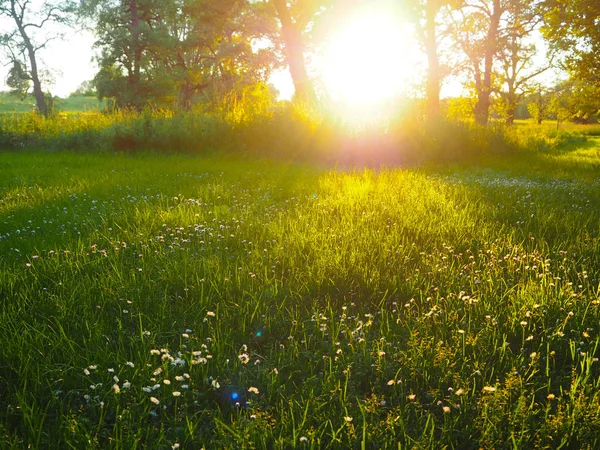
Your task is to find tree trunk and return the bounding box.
[424,0,440,119]
[129,0,143,105]
[475,0,501,126]
[273,0,314,102]
[11,0,47,116]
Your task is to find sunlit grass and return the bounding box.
[0,142,599,447]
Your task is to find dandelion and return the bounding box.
[248,386,259,394]
[378,351,386,357]
[150,397,160,405]
[172,391,181,397]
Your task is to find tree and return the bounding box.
[543,0,600,86]
[0,0,76,116]
[271,0,320,102]
[449,0,504,125]
[495,0,552,125]
[404,0,460,119]
[526,84,552,124]
[87,0,278,109]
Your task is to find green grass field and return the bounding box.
[0,136,599,448]
[0,92,106,114]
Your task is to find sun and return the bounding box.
[318,12,422,112]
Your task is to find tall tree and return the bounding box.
[495,0,552,125]
[404,0,459,119]
[271,0,332,102]
[450,0,504,125]
[87,0,277,109]
[543,0,600,86]
[0,0,76,116]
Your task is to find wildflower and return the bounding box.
[172,444,180,450]
[152,384,161,390]
[150,349,160,355]
[122,381,131,389]
[458,329,465,334]
[344,416,353,423]
[142,387,152,393]
[206,311,215,317]
[150,397,160,405]
[113,384,120,394]
[175,376,185,382]
[172,391,181,397]
[83,368,90,376]
[163,379,171,385]
[126,361,135,368]
[378,351,386,357]
[482,386,496,393]
[88,365,97,370]
[299,436,308,443]
[407,394,416,401]
[455,388,464,396]
[153,368,162,376]
[387,379,395,386]
[107,368,114,373]
[248,386,259,394]
[547,394,555,400]
[113,375,119,383]
[211,379,220,389]
[238,353,250,364]
[181,384,189,389]
[520,321,528,327]
[443,406,451,414]
[182,333,189,339]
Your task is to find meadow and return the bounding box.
[0,114,599,448]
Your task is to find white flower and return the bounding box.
[206,311,215,317]
[126,361,135,368]
[172,391,181,397]
[142,387,152,393]
[211,380,220,389]
[344,416,353,423]
[152,384,161,390]
[387,379,395,386]
[150,349,160,355]
[122,381,131,389]
[248,386,259,394]
[112,384,120,394]
[299,436,308,443]
[181,384,189,389]
[83,368,90,376]
[175,376,185,382]
[150,397,160,405]
[238,353,250,364]
[163,379,171,385]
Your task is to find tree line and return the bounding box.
[1,0,599,124]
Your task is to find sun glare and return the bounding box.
[319,12,422,115]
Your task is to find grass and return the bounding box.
[0,133,599,448]
[0,92,106,114]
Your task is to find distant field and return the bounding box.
[0,92,106,113]
[0,139,599,448]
